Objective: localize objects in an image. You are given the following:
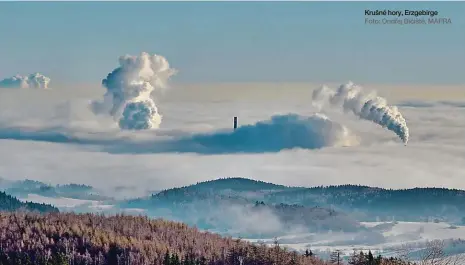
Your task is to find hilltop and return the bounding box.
[185,177,290,191]
[152,177,290,200]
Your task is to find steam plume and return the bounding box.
[312,82,409,144]
[92,52,177,130]
[0,73,51,89]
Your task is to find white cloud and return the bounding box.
[0,73,51,89]
[91,52,177,130]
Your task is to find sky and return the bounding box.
[0,1,464,85]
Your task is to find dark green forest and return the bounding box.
[0,191,58,213]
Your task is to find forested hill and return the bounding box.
[154,177,290,198]
[140,179,465,223]
[120,178,362,237]
[136,177,291,205]
[0,212,327,265]
[0,191,58,213]
[187,177,290,191]
[0,178,110,201]
[264,185,465,222]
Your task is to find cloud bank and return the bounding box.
[397,100,465,108]
[312,82,409,144]
[163,113,358,154]
[99,113,360,154]
[0,73,51,89]
[1,91,465,196]
[0,113,359,154]
[91,52,177,130]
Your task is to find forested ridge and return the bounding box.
[0,212,327,265]
[265,185,465,221]
[0,191,58,213]
[0,212,411,265]
[6,177,465,223]
[1,178,110,201]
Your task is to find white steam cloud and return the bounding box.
[0,73,51,89]
[182,113,359,152]
[312,82,410,144]
[91,52,177,130]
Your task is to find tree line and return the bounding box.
[0,212,326,265]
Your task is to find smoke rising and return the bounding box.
[0,73,51,89]
[91,52,177,130]
[312,82,410,144]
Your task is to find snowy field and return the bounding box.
[245,221,465,259]
[18,193,102,208]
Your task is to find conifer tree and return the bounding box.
[163,251,171,265]
[367,250,374,265]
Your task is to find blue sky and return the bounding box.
[0,1,464,84]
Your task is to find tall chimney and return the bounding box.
[234,117,237,130]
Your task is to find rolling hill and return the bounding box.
[0,212,327,265]
[121,178,362,237]
[0,178,111,201]
[263,185,465,222]
[121,178,465,230]
[5,177,465,236]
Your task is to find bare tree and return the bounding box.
[418,240,446,265]
[400,240,465,265]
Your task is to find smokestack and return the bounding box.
[234,117,237,130]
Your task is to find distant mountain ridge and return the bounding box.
[4,176,465,233]
[154,177,290,196]
[123,178,362,237]
[0,178,111,201]
[264,184,465,222]
[148,177,293,204]
[184,177,290,191]
[136,178,465,225]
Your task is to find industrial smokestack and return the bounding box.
[234,117,238,130]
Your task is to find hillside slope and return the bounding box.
[122,178,465,227]
[0,191,58,213]
[0,212,326,265]
[0,178,110,201]
[122,178,361,237]
[264,185,465,222]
